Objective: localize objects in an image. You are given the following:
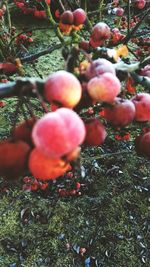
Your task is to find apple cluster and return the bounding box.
[59,8,86,34]
[1,58,150,182]
[0,107,86,181]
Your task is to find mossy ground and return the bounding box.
[0,13,150,267]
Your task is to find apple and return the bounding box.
[85,58,116,80]
[104,98,135,127]
[60,10,74,25]
[84,118,107,146]
[87,72,121,103]
[132,93,150,121]
[0,140,31,179]
[79,40,90,53]
[135,0,146,9]
[12,117,36,146]
[29,148,71,181]
[44,70,82,108]
[32,108,86,159]
[112,7,124,17]
[90,22,111,48]
[73,8,86,26]
[135,131,150,157]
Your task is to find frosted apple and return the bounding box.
[29,148,71,180]
[87,73,121,103]
[104,98,135,127]
[84,118,107,146]
[32,108,86,158]
[113,7,124,17]
[85,58,116,80]
[60,10,74,25]
[73,8,86,26]
[135,0,146,9]
[90,22,111,48]
[44,70,82,108]
[132,93,150,121]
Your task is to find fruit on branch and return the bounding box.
[84,118,107,146]
[32,108,86,159]
[103,98,136,127]
[140,65,150,78]
[59,8,86,34]
[135,131,150,157]
[110,28,125,45]
[132,93,150,122]
[79,40,90,53]
[29,148,71,181]
[87,73,121,103]
[85,58,116,80]
[112,7,124,17]
[0,63,17,75]
[89,22,111,48]
[60,10,74,25]
[0,140,31,180]
[73,8,86,26]
[12,118,37,146]
[135,0,146,9]
[44,70,82,108]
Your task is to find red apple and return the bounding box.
[79,40,90,53]
[60,10,74,25]
[90,22,111,48]
[132,93,150,121]
[112,7,124,17]
[104,98,135,127]
[84,118,107,146]
[87,73,121,103]
[44,70,82,108]
[136,131,150,157]
[0,140,31,179]
[135,0,146,9]
[29,148,71,181]
[73,8,86,26]
[32,108,86,159]
[85,58,116,80]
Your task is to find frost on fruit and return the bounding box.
[32,108,86,158]
[44,70,82,108]
[87,73,121,103]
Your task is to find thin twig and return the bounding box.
[123,8,150,45]
[127,0,130,35]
